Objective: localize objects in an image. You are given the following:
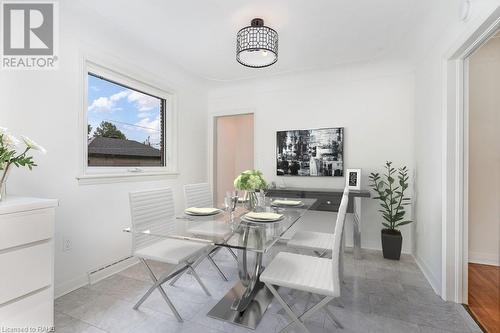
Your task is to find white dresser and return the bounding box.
[0,197,58,329]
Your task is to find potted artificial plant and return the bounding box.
[369,161,412,260]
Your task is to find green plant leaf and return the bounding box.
[395,220,413,227]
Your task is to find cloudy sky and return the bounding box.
[87,74,162,148]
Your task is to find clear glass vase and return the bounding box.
[245,191,258,211]
[0,165,11,202]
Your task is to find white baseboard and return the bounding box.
[413,254,441,296]
[356,245,412,255]
[468,251,499,266]
[54,274,89,299]
[88,256,139,284]
[55,256,139,299]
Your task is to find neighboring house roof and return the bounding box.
[88,136,160,158]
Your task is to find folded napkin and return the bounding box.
[185,207,220,215]
[272,199,302,206]
[245,212,283,221]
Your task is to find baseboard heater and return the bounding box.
[87,256,138,285]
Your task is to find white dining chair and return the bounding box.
[183,183,214,209]
[287,187,349,254]
[286,187,349,282]
[260,191,349,333]
[129,187,212,323]
[182,183,238,274]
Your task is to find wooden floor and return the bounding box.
[468,263,500,332]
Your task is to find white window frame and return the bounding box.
[77,58,178,184]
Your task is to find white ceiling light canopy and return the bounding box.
[236,18,278,68]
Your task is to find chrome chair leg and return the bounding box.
[323,302,343,328]
[265,283,310,333]
[266,281,341,333]
[303,292,313,312]
[312,294,343,328]
[171,247,228,286]
[207,254,228,281]
[169,251,207,286]
[227,247,238,261]
[134,258,186,322]
[188,265,211,296]
[280,295,337,333]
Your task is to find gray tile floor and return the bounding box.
[54,248,481,333]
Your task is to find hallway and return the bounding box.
[468,263,500,332]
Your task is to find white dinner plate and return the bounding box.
[184,209,222,217]
[241,214,284,223]
[271,201,304,208]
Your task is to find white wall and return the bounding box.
[0,2,208,296]
[409,0,500,296]
[208,62,415,253]
[468,34,500,266]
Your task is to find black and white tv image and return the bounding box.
[276,127,344,177]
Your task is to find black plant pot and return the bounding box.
[381,229,402,260]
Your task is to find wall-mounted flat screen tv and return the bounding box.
[276,127,344,177]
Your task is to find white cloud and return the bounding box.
[137,111,151,118]
[110,90,129,101]
[135,115,160,134]
[88,89,159,114]
[127,91,159,111]
[88,96,112,112]
[88,90,129,112]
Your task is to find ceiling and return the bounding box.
[75,0,433,82]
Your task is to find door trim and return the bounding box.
[209,110,255,201]
[442,6,500,303]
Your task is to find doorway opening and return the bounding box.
[466,29,500,332]
[213,113,254,205]
[442,7,500,307]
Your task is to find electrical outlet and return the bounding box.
[63,238,71,252]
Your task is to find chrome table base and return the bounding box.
[207,280,275,330]
[206,224,273,330]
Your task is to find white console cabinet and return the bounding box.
[0,197,58,329]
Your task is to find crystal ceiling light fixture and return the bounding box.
[236,18,278,68]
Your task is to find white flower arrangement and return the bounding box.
[233,170,268,211]
[1,128,46,191]
[233,169,267,191]
[21,135,47,154]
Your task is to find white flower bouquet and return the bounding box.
[0,127,46,200]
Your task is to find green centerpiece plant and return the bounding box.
[234,170,267,210]
[369,161,412,260]
[0,127,46,201]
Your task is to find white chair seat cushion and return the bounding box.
[287,231,333,252]
[260,252,338,297]
[134,239,209,265]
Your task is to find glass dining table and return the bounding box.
[125,197,317,329]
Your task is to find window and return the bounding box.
[80,61,178,183]
[87,73,165,167]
